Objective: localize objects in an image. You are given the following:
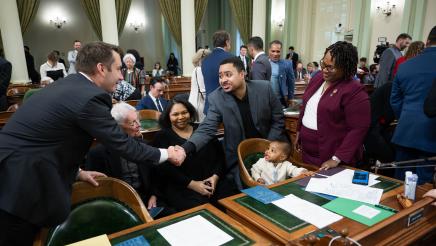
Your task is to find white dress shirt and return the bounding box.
[302,81,326,130]
[251,158,307,185]
[148,92,164,112]
[253,51,265,62]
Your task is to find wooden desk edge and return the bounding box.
[108,203,271,244]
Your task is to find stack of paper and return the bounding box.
[157,215,233,246]
[272,194,343,228]
[327,169,380,186]
[305,178,383,204]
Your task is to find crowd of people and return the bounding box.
[0,24,435,245]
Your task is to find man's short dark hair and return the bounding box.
[212,30,230,48]
[74,40,81,44]
[427,26,436,45]
[289,46,295,50]
[360,57,367,62]
[396,33,412,42]
[150,77,165,87]
[312,61,319,68]
[240,45,247,50]
[269,40,283,48]
[220,57,245,73]
[248,36,263,50]
[75,41,121,75]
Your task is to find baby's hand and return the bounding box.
[257,178,266,184]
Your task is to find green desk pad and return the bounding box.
[140,119,159,130]
[234,177,401,233]
[110,209,254,245]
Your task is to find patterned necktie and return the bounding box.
[156,98,163,112]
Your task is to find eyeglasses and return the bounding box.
[126,120,140,127]
[320,59,337,72]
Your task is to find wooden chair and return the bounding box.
[237,138,318,187]
[125,100,140,107]
[6,86,30,96]
[0,111,14,128]
[138,109,160,121]
[33,177,152,246]
[7,103,20,112]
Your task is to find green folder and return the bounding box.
[322,198,395,226]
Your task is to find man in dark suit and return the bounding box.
[286,46,299,70]
[424,79,436,118]
[182,57,286,188]
[24,46,40,83]
[268,40,295,106]
[294,61,308,81]
[0,42,185,245]
[390,26,436,184]
[136,78,168,112]
[201,30,233,114]
[239,45,250,76]
[248,36,271,81]
[0,57,12,111]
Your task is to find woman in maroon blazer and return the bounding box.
[295,42,370,170]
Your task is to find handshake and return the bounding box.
[167,145,186,166]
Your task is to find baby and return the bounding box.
[251,141,312,185]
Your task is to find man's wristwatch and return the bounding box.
[331,156,341,164]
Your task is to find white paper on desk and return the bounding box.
[272,194,343,229]
[327,169,380,186]
[157,215,233,246]
[306,178,383,204]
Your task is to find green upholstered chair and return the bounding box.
[23,88,42,102]
[33,177,152,246]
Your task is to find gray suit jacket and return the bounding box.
[249,53,272,81]
[374,47,402,88]
[188,80,286,176]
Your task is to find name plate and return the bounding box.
[407,208,424,227]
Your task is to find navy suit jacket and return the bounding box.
[201,48,233,114]
[136,94,168,111]
[390,47,436,153]
[277,59,295,99]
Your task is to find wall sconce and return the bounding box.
[273,18,284,29]
[377,1,396,16]
[130,22,143,32]
[50,17,66,29]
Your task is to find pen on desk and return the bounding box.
[375,204,398,213]
[315,173,329,178]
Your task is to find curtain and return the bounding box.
[80,0,102,40]
[16,0,40,34]
[229,0,252,44]
[115,0,131,36]
[159,0,181,46]
[194,0,208,33]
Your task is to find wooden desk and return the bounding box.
[219,169,436,245]
[284,113,302,162]
[109,204,270,245]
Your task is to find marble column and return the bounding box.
[100,0,119,45]
[0,0,29,83]
[181,0,196,76]
[252,0,267,41]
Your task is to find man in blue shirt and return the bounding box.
[268,40,295,107]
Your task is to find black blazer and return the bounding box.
[0,58,11,111]
[0,73,161,227]
[249,53,271,81]
[424,79,436,118]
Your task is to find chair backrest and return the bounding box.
[7,103,20,112]
[0,111,14,128]
[138,109,160,121]
[237,138,271,187]
[7,86,30,96]
[125,100,139,107]
[23,88,42,102]
[33,177,152,246]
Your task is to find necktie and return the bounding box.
[156,98,163,112]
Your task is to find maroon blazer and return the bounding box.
[297,72,370,164]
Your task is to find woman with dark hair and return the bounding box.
[152,99,236,211]
[166,53,179,76]
[295,41,370,170]
[393,41,425,77]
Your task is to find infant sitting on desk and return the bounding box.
[251,141,313,185]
